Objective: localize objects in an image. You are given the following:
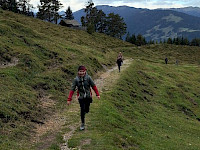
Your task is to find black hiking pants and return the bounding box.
[79,98,92,124]
[117,59,122,72]
[117,63,121,72]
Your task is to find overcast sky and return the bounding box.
[30,0,200,12]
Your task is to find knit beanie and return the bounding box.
[78,65,86,71]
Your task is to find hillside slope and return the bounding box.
[68,44,200,150]
[169,7,200,18]
[0,9,132,149]
[1,9,200,150]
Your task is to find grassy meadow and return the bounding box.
[0,9,132,149]
[1,9,200,150]
[68,45,200,150]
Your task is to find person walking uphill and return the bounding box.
[67,65,100,130]
[116,52,123,72]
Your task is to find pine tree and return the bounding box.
[129,34,136,44]
[0,0,18,12]
[167,38,173,44]
[87,22,95,34]
[81,0,96,33]
[82,0,95,26]
[96,9,106,33]
[191,38,200,46]
[125,32,131,42]
[135,34,146,46]
[82,0,126,37]
[183,37,189,45]
[18,0,33,15]
[37,0,52,22]
[174,37,181,45]
[65,6,74,20]
[106,13,126,39]
[51,0,63,24]
[37,0,63,24]
[149,40,155,44]
[81,16,86,26]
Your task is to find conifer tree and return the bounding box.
[51,0,63,24]
[96,9,106,33]
[167,38,173,44]
[81,0,96,33]
[18,0,33,15]
[87,22,95,34]
[191,38,200,46]
[81,0,126,37]
[37,0,52,21]
[135,34,146,46]
[106,13,126,39]
[65,6,74,20]
[125,32,131,42]
[0,0,18,12]
[148,39,155,44]
[37,0,63,24]
[129,34,136,44]
[183,37,189,45]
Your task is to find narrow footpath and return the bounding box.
[30,58,133,150]
[60,58,133,150]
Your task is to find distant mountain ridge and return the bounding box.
[168,7,200,18]
[73,5,200,41]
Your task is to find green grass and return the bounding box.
[1,9,200,149]
[0,9,133,149]
[68,59,200,149]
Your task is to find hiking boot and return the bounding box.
[80,123,85,130]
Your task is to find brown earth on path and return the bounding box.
[30,58,133,150]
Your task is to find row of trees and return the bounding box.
[0,0,34,16]
[165,37,200,46]
[81,0,127,38]
[36,0,63,24]
[36,0,127,39]
[36,1,74,24]
[126,32,200,47]
[1,0,126,39]
[3,0,199,44]
[125,32,147,46]
[0,0,74,23]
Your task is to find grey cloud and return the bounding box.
[153,0,200,7]
[94,0,198,4]
[93,0,200,7]
[94,0,146,4]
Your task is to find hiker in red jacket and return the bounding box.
[67,65,100,130]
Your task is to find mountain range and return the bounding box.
[73,6,200,41]
[167,7,200,18]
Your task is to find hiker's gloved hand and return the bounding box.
[67,101,71,106]
[97,96,100,99]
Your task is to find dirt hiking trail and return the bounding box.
[0,58,19,69]
[61,58,133,150]
[30,58,133,150]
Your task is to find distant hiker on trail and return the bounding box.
[67,65,100,130]
[176,59,179,65]
[165,57,168,64]
[116,52,123,72]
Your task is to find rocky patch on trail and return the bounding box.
[0,57,19,68]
